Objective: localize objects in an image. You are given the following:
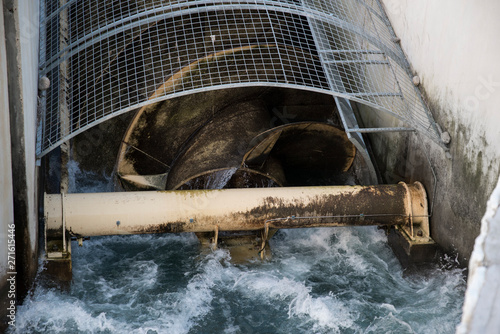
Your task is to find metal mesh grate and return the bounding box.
[37,0,441,157]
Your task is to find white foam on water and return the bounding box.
[268,227,466,333]
[223,324,241,334]
[233,273,356,332]
[14,290,117,333]
[380,303,397,313]
[364,312,415,333]
[126,260,159,289]
[151,249,232,333]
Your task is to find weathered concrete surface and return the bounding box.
[365,0,500,265]
[3,0,40,305]
[0,1,15,330]
[457,176,500,333]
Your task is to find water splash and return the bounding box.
[12,228,465,334]
[67,160,113,193]
[205,168,238,189]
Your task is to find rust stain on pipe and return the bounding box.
[45,183,428,238]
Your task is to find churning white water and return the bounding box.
[10,164,466,333]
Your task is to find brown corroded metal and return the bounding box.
[114,87,268,190]
[45,182,430,238]
[243,122,356,177]
[164,99,276,189]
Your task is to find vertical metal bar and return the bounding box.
[213,225,219,250]
[59,0,70,194]
[363,0,409,117]
[61,193,66,253]
[37,0,48,157]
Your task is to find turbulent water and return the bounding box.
[10,164,466,334]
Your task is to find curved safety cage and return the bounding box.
[37,0,442,157]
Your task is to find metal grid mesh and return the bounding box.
[38,0,441,157]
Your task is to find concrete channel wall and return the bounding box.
[1,0,39,330]
[458,175,500,333]
[0,1,15,329]
[371,0,500,265]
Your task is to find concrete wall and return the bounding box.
[457,175,500,333]
[1,0,40,326]
[15,0,40,262]
[0,1,15,331]
[362,0,500,265]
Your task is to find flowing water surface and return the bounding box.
[11,164,466,333]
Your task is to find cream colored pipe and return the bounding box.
[45,183,428,237]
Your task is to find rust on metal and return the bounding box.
[165,99,274,189]
[133,222,186,234]
[44,183,429,237]
[243,122,356,176]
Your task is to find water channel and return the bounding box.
[12,164,466,334]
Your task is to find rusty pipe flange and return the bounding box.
[398,181,430,241]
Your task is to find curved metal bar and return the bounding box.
[37,81,419,158]
[40,1,405,74]
[42,0,377,27]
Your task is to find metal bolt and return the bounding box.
[38,76,50,91]
[441,131,451,145]
[412,75,420,86]
[116,221,121,226]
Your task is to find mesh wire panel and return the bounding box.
[38,0,441,157]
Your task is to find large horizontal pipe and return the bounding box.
[45,183,428,237]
